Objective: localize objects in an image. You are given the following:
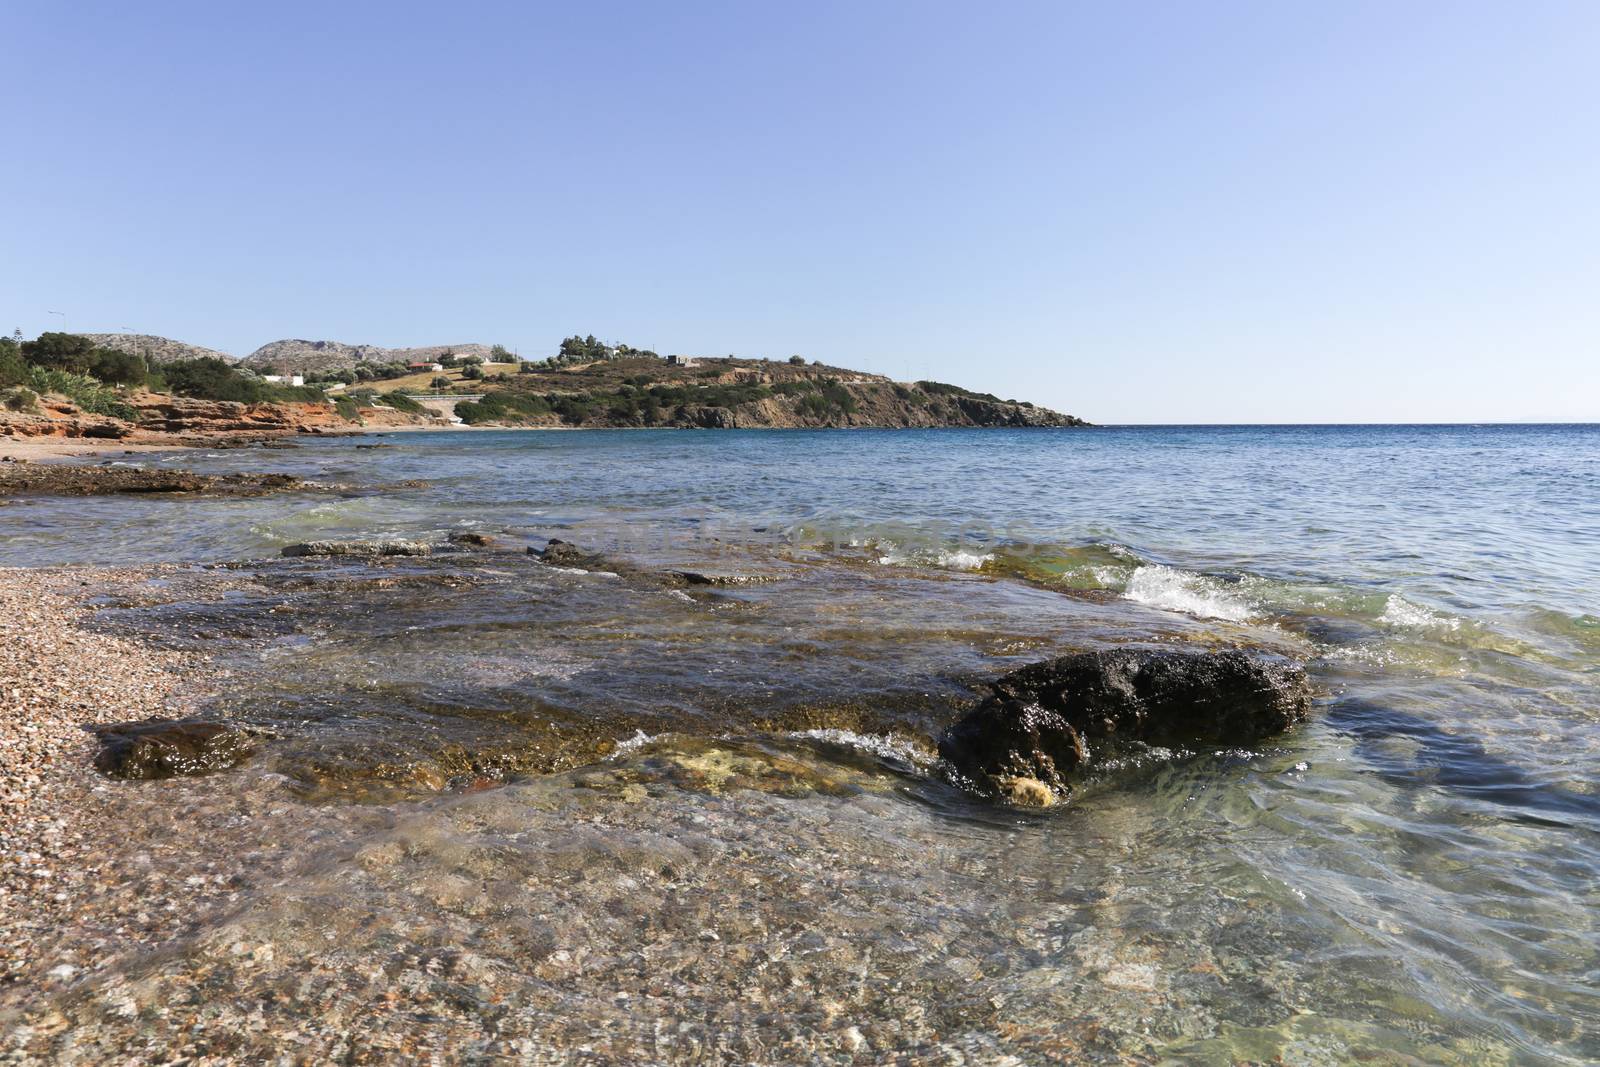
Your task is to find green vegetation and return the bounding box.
[455,391,554,425]
[917,380,1002,404]
[453,374,876,428]
[23,367,139,421]
[380,391,425,414]
[644,381,773,408]
[3,386,39,413]
[159,357,259,401]
[19,332,151,386]
[154,356,319,404]
[332,395,361,422]
[0,335,25,387]
[796,380,857,420]
[522,334,659,370]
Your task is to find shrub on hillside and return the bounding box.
[381,391,425,414]
[162,357,266,402]
[88,348,149,386]
[3,386,39,413]
[25,367,139,421]
[917,380,1001,404]
[455,391,554,425]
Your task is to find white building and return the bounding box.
[262,374,305,386]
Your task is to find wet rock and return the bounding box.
[991,647,1312,745]
[940,648,1312,798]
[282,539,433,558]
[667,570,770,587]
[92,719,255,780]
[998,776,1057,808]
[448,532,496,548]
[0,465,305,498]
[529,539,607,568]
[939,700,1088,794]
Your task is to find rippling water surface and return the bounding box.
[8,425,1599,1062]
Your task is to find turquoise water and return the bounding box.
[8,425,1599,1062]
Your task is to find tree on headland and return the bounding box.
[789,355,805,365]
[490,344,512,362]
[20,332,98,374]
[86,347,148,386]
[462,364,484,380]
[430,376,451,390]
[0,334,25,387]
[162,357,264,402]
[18,331,149,385]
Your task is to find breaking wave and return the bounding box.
[1378,594,1462,631]
[1122,565,1255,622]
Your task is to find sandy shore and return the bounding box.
[0,437,189,462]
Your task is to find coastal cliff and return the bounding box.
[450,357,1088,429]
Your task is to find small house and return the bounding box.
[262,374,305,387]
[409,361,445,373]
[666,355,698,367]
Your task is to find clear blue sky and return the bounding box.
[5,1,1598,423]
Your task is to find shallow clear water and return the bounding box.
[7,425,1599,1062]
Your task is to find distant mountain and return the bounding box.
[241,340,495,375]
[80,334,238,365]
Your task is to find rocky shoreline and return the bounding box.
[0,391,440,456]
[0,523,1326,1061]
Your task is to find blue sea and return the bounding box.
[8,424,1599,1062]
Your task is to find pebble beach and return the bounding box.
[0,568,214,988]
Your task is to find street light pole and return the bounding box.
[120,325,145,365]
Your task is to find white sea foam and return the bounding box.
[1379,594,1461,631]
[611,730,660,757]
[1123,565,1254,622]
[875,542,992,571]
[789,728,932,768]
[933,549,992,571]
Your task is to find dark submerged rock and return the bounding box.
[282,539,433,558]
[939,700,1088,794]
[92,719,255,780]
[940,648,1312,800]
[666,570,770,587]
[529,538,608,569]
[448,532,496,548]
